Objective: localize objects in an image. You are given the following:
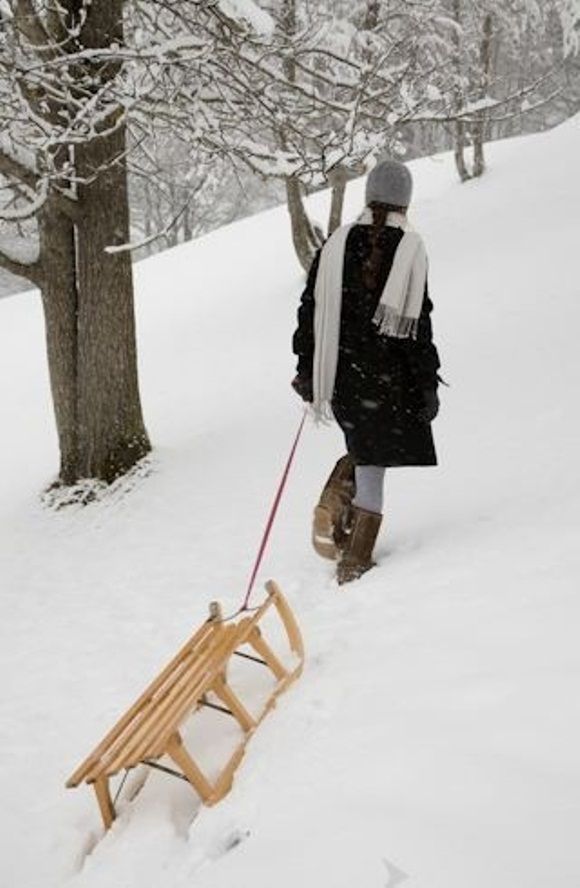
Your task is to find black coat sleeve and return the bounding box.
[402,278,441,391]
[291,250,321,378]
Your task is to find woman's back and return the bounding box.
[291,158,442,582]
[337,224,406,375]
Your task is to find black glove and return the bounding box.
[418,388,439,422]
[291,374,313,403]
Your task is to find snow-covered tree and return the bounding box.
[435,0,571,180]
[230,0,459,269]
[0,0,274,487]
[0,0,577,498]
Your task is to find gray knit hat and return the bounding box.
[365,159,413,208]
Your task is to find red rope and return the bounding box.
[241,410,307,611]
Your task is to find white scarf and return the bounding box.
[312,210,427,421]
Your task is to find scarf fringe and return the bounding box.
[372,303,419,340]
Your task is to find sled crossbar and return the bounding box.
[66,580,304,830]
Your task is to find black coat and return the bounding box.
[292,224,441,467]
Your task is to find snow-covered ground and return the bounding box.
[1,117,579,888]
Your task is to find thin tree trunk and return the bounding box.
[451,0,472,181]
[280,0,323,270]
[327,167,348,236]
[454,121,470,181]
[281,0,297,81]
[472,129,485,179]
[182,204,193,242]
[472,13,494,178]
[285,176,323,271]
[144,180,153,239]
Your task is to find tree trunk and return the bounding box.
[75,122,150,483]
[453,121,470,182]
[472,13,494,179]
[285,176,323,272]
[451,0,472,182]
[38,201,79,484]
[70,0,150,483]
[472,129,486,179]
[7,0,150,491]
[327,167,348,236]
[182,204,193,242]
[280,0,297,81]
[280,0,322,270]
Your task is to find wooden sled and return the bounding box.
[66,580,304,830]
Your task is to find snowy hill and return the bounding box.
[1,117,579,888]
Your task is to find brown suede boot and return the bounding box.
[336,507,382,585]
[312,455,355,560]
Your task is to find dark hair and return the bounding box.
[363,201,407,292]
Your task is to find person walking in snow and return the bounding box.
[291,159,442,584]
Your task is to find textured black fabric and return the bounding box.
[418,388,440,423]
[292,224,441,467]
[291,373,313,403]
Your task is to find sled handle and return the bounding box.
[265,579,305,664]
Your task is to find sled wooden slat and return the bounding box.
[146,626,247,759]
[66,620,216,789]
[66,581,304,830]
[247,628,288,681]
[80,633,224,783]
[98,624,237,777]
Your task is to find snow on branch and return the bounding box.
[217,0,274,36]
[0,176,48,222]
[0,0,575,247]
[0,242,42,282]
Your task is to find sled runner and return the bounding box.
[66,580,304,830]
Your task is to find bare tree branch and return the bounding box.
[0,245,42,283]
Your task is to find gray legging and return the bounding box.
[352,465,386,514]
